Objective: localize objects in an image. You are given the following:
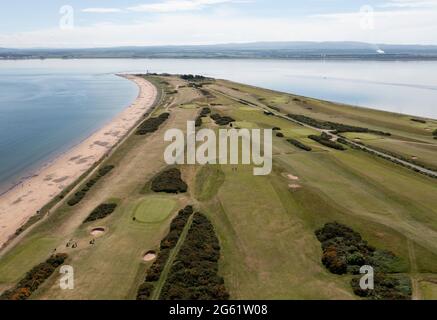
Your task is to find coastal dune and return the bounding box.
[0,75,157,249]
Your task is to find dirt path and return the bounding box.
[151,214,194,300]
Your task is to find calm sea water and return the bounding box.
[1,59,437,192]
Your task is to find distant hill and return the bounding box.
[2,41,437,60]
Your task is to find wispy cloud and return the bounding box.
[379,0,437,8]
[127,0,244,13]
[82,8,123,13]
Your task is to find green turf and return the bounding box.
[134,197,177,223]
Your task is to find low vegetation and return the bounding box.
[410,118,427,124]
[351,273,412,300]
[200,107,211,117]
[136,113,170,135]
[315,222,410,300]
[67,165,115,206]
[0,254,68,300]
[160,213,229,300]
[151,168,188,194]
[308,134,346,151]
[83,203,117,223]
[287,138,312,151]
[160,206,194,250]
[210,114,236,126]
[287,113,391,136]
[180,74,209,81]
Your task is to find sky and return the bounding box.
[1,0,436,48]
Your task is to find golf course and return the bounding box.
[1,73,437,300]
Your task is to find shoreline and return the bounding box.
[0,75,157,248]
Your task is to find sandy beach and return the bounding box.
[0,75,157,249]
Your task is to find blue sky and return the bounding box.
[1,0,436,47]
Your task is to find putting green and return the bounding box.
[134,197,177,223]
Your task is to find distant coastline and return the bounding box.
[2,41,437,61]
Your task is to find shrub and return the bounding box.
[287,138,312,151]
[308,134,346,151]
[151,168,188,194]
[351,274,411,300]
[433,129,437,137]
[315,222,410,300]
[210,114,235,126]
[160,213,230,300]
[136,113,170,135]
[195,116,202,127]
[83,203,117,223]
[200,108,211,117]
[410,118,426,124]
[287,114,391,136]
[276,132,284,138]
[272,127,281,131]
[67,165,114,206]
[180,74,208,81]
[0,254,68,300]
[136,283,154,300]
[161,206,194,250]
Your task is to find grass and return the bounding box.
[420,280,437,300]
[134,197,177,223]
[194,165,225,202]
[2,75,437,300]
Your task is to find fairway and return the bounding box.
[134,197,177,223]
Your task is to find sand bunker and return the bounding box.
[289,184,302,190]
[143,251,157,262]
[412,156,418,160]
[287,174,300,181]
[90,227,106,237]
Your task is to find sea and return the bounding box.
[1,58,437,193]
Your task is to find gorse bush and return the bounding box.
[0,253,68,300]
[195,116,202,127]
[67,165,115,206]
[136,283,154,300]
[315,222,410,300]
[200,107,211,117]
[210,114,235,126]
[287,114,391,136]
[287,138,312,151]
[308,134,346,151]
[136,113,170,135]
[160,213,229,300]
[410,118,426,124]
[351,274,412,300]
[180,74,208,81]
[151,168,188,194]
[161,206,193,250]
[83,203,117,223]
